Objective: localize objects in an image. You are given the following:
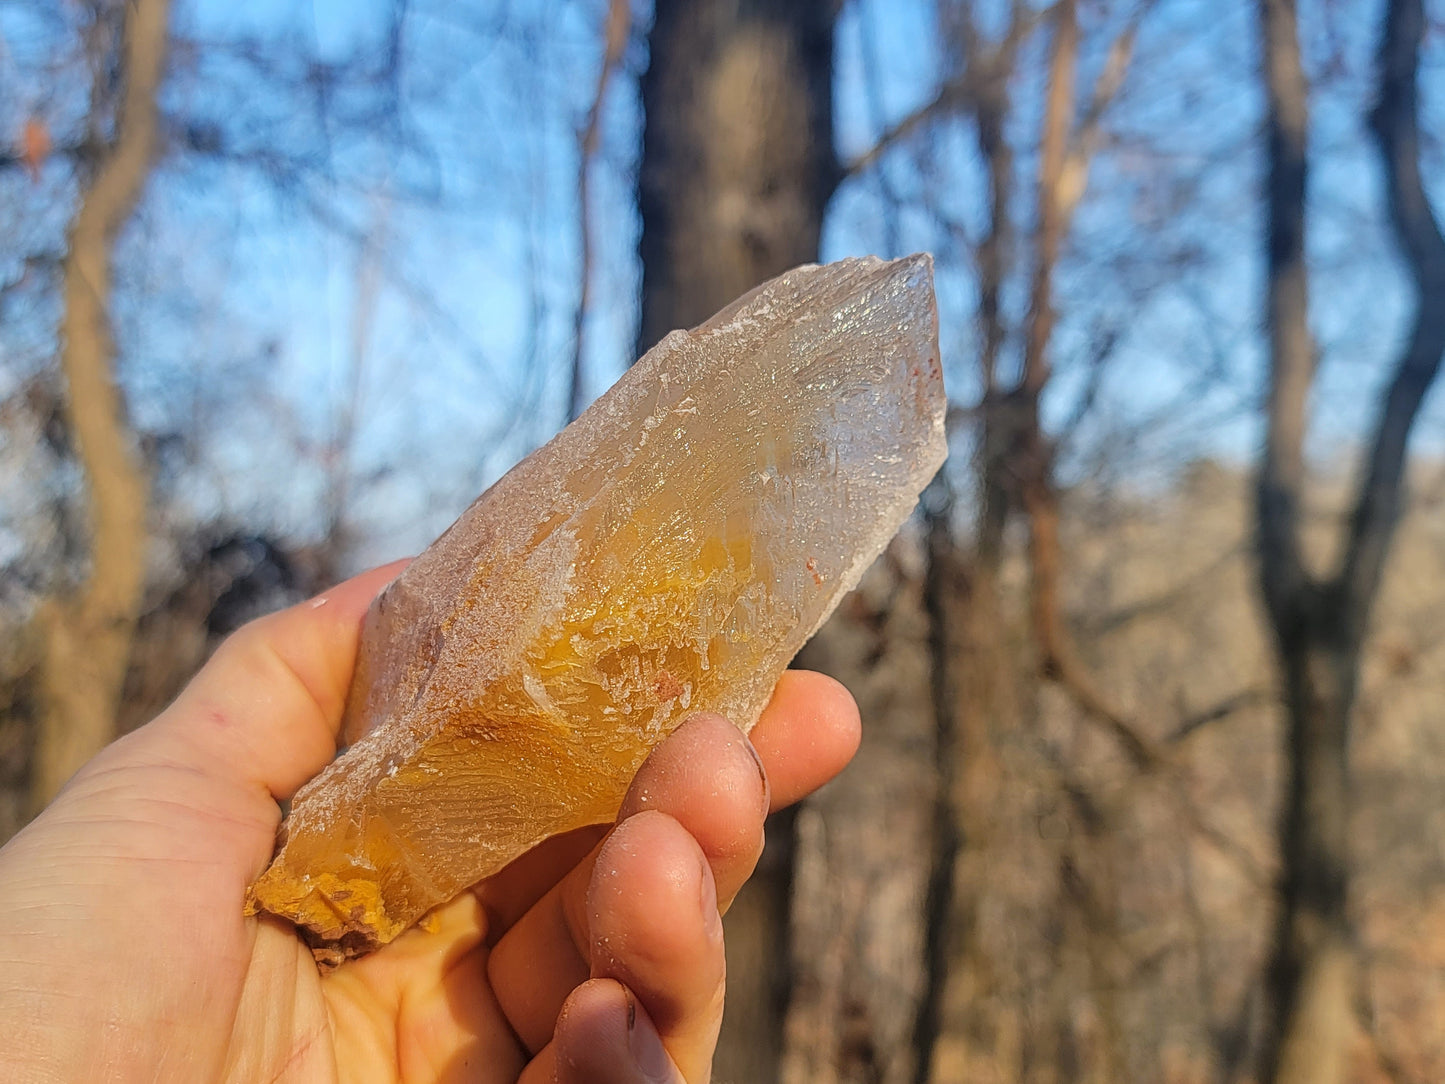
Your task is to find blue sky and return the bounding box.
[3,0,1442,568]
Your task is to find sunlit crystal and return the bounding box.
[245,254,946,964]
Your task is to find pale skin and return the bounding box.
[0,562,861,1083]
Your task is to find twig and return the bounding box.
[841,74,975,181]
[1057,0,1156,222]
[840,1,1053,181]
[566,0,631,423]
[858,0,904,256]
[1167,688,1274,744]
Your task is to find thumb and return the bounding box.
[139,558,408,803]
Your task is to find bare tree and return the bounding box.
[1256,1,1445,1082]
[1010,0,1158,770]
[919,5,1153,1076]
[916,9,1027,1079]
[32,0,172,807]
[7,0,501,810]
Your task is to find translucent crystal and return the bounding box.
[245,254,946,964]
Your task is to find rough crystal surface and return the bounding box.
[245,254,946,964]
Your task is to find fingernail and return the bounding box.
[700,856,722,937]
[741,732,770,811]
[626,989,677,1082]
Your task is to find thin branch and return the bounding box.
[1167,687,1274,745]
[1052,320,1120,449]
[841,72,977,180]
[971,0,1026,400]
[1044,637,1163,769]
[1354,977,1423,1084]
[1017,0,1162,771]
[322,193,390,570]
[1339,0,1445,627]
[1082,539,1248,639]
[1059,0,1155,222]
[290,187,503,385]
[1039,740,1267,886]
[841,1,1052,181]
[1183,801,1270,888]
[1021,0,1078,397]
[858,0,904,256]
[567,0,631,423]
[0,140,85,174]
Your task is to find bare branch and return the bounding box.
[1022,0,1078,397]
[35,0,172,806]
[1040,742,1268,886]
[840,72,977,181]
[970,0,1023,564]
[858,0,904,256]
[1037,612,1163,769]
[567,0,631,423]
[1010,0,1161,771]
[841,1,1052,181]
[972,13,1021,400]
[1052,320,1121,450]
[1081,540,1247,639]
[1167,688,1274,745]
[1339,0,1445,627]
[1182,802,1271,888]
[1058,0,1155,222]
[320,193,391,574]
[1257,0,1315,626]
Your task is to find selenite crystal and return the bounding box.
[245,254,947,965]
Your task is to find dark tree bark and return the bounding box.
[34,0,172,808]
[637,3,838,1079]
[637,0,837,355]
[1256,2,1445,1082]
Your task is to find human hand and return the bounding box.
[0,563,859,1083]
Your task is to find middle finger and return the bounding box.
[485,713,768,1053]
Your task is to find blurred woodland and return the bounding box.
[3,0,1445,1082]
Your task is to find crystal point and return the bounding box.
[245,254,947,964]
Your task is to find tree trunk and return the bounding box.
[921,13,1019,1080]
[782,545,939,1084]
[1264,612,1357,1084]
[1254,3,1356,1078]
[637,3,837,1079]
[637,0,836,356]
[1257,1,1445,1080]
[33,0,171,808]
[919,516,1013,1084]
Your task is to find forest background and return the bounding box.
[3,1,1445,1082]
